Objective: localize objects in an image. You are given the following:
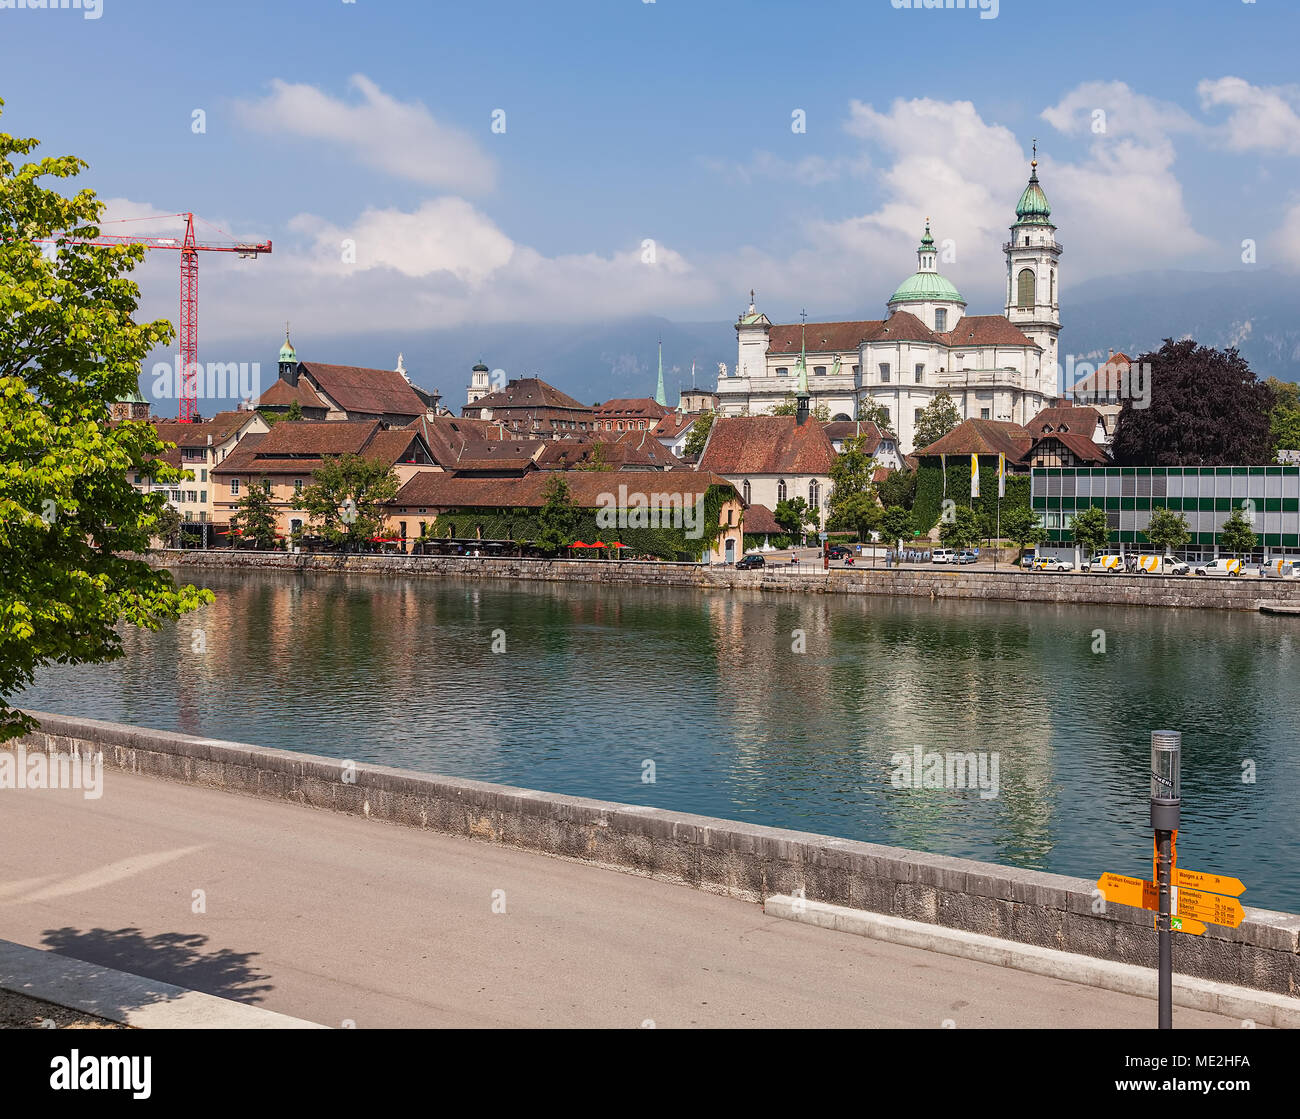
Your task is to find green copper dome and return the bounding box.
[472,361,489,372]
[888,270,965,306]
[279,334,297,363]
[1014,163,1052,226]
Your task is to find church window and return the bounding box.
[881,407,891,423]
[1016,269,1035,309]
[878,363,891,382]
[934,309,947,332]
[742,480,751,504]
[809,480,820,508]
[777,479,787,502]
[915,364,925,383]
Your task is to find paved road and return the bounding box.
[0,772,1243,1028]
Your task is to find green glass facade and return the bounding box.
[1030,466,1300,550]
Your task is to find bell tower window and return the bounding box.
[1016,268,1035,310]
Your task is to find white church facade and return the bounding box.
[715,158,1062,454]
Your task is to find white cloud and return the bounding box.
[1198,77,1300,155]
[1041,81,1201,143]
[235,75,495,193]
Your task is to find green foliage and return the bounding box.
[285,399,304,422]
[999,505,1047,552]
[682,410,713,457]
[229,478,281,549]
[938,505,980,550]
[1144,507,1190,554]
[912,460,1030,535]
[827,432,877,534]
[857,401,891,428]
[774,496,817,539]
[880,505,914,546]
[912,391,961,451]
[151,503,181,549]
[1219,507,1257,554]
[1069,505,1111,556]
[300,453,399,548]
[875,469,916,511]
[768,396,830,422]
[534,475,580,553]
[578,442,613,471]
[0,102,213,739]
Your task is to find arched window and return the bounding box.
[809,480,820,508]
[1017,268,1035,309]
[777,479,787,502]
[742,480,751,504]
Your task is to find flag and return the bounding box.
[998,453,1006,498]
[941,454,947,496]
[970,454,980,498]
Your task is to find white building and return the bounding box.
[716,158,1062,454]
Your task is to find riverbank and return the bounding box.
[150,549,1300,611]
[12,712,1300,1005]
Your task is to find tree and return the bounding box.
[534,475,581,553]
[876,469,916,511]
[0,102,213,740]
[682,411,713,457]
[826,433,877,535]
[912,391,962,451]
[300,453,399,550]
[152,504,182,549]
[774,497,816,541]
[857,400,892,428]
[578,442,613,471]
[1111,340,1272,466]
[880,506,914,548]
[229,478,281,549]
[999,505,1047,555]
[1219,507,1257,555]
[1144,508,1190,555]
[938,505,980,550]
[1069,506,1111,557]
[829,492,880,541]
[769,396,829,421]
[285,399,304,422]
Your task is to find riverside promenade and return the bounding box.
[0,764,1262,1028]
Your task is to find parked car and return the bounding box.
[955,551,978,564]
[1082,554,1125,573]
[826,544,852,560]
[736,553,765,570]
[931,548,956,564]
[1193,558,1243,577]
[1034,557,1074,572]
[1017,554,1037,568]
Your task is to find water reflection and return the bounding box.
[20,569,1300,911]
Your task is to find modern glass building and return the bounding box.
[1030,466,1300,553]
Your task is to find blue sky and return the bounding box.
[3,0,1300,400]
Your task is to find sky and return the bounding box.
[3,0,1300,404]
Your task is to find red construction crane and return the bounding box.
[40,213,272,422]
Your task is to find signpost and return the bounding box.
[1093,729,1248,1029]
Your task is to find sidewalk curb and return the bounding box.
[764,895,1299,1028]
[0,939,327,1029]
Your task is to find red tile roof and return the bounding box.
[742,503,782,535]
[766,320,880,354]
[1026,404,1103,437]
[862,311,937,344]
[299,362,426,418]
[822,419,893,453]
[212,421,432,475]
[698,415,837,476]
[1070,353,1134,398]
[1030,432,1109,466]
[939,316,1037,349]
[914,419,1032,460]
[256,377,327,410]
[395,470,737,510]
[465,377,590,414]
[592,398,671,419]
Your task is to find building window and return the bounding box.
[934,309,947,332]
[809,479,820,508]
[230,479,240,495]
[261,479,271,495]
[742,480,751,504]
[914,408,923,425]
[186,490,197,503]
[881,407,891,423]
[980,407,991,420]
[813,366,826,376]
[852,364,860,375]
[878,363,891,382]
[199,511,207,524]
[777,479,787,502]
[183,511,192,522]
[200,490,206,504]
[133,474,142,484]
[294,479,303,493]
[1017,268,1035,309]
[915,364,925,383]
[776,367,789,377]
[200,469,207,482]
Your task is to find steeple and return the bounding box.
[916,218,938,272]
[794,311,810,426]
[1005,143,1062,400]
[654,339,667,407]
[278,323,299,386]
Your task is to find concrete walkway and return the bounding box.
[0,772,1247,1028]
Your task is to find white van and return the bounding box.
[1135,554,1190,575]
[1193,558,1243,577]
[1262,558,1300,579]
[1081,554,1124,573]
[931,548,956,564]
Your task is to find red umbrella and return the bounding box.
[569,541,591,548]
[588,541,607,548]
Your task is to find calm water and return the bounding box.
[20,569,1300,912]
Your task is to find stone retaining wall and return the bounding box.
[14,712,1300,997]
[151,549,1300,611]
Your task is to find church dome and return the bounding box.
[888,270,965,306]
[1014,162,1052,226]
[472,361,489,372]
[279,334,297,363]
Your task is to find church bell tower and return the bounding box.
[1005,146,1061,399]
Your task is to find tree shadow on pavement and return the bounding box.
[38,926,273,1016]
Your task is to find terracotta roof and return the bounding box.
[151,411,261,449]
[861,311,937,344]
[256,377,326,410]
[395,470,737,510]
[1026,404,1103,437]
[698,415,837,476]
[213,421,432,475]
[298,361,426,418]
[766,320,880,354]
[822,420,893,453]
[1070,354,1133,399]
[742,503,782,535]
[1030,432,1109,465]
[939,315,1038,349]
[465,377,590,414]
[914,419,1032,460]
[534,436,680,471]
[592,398,671,419]
[651,413,697,439]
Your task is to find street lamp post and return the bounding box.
[1150,730,1181,1030]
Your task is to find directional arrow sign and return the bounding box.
[1171,868,1246,897]
[1097,873,1158,911]
[1175,887,1245,928]
[1170,915,1206,935]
